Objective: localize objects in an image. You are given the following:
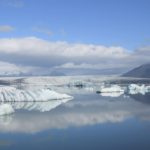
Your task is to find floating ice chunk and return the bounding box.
[100,85,124,93]
[0,86,73,102]
[0,104,14,116]
[100,91,124,97]
[146,86,150,92]
[128,84,149,95]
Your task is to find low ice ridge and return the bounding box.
[0,86,73,102]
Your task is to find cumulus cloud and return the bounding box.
[0,37,128,57]
[0,37,129,65]
[0,36,149,74]
[0,25,14,32]
[0,61,21,72]
[0,61,42,75]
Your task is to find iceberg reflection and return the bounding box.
[0,94,150,134]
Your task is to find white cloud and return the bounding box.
[0,37,128,58]
[0,61,21,72]
[0,36,149,74]
[55,62,130,69]
[0,25,14,32]
[0,61,41,75]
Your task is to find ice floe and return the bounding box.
[97,84,150,97]
[99,85,124,93]
[128,84,150,95]
[0,86,73,102]
[100,92,124,97]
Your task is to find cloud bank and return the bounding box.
[0,37,149,75]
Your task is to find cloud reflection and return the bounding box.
[0,94,150,134]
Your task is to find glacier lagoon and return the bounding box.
[0,76,150,150]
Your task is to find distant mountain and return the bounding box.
[122,63,150,78]
[49,71,66,76]
[54,68,126,76]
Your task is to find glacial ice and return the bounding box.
[128,84,150,95]
[0,86,73,102]
[100,92,124,97]
[100,85,124,93]
[0,104,14,116]
[98,84,150,97]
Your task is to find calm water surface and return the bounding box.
[0,91,150,150]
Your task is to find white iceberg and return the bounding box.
[128,84,150,95]
[0,86,73,102]
[99,85,124,93]
[100,92,124,97]
[0,104,14,116]
[146,86,150,92]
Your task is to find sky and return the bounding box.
[0,0,150,75]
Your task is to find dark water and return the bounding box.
[1,92,150,150]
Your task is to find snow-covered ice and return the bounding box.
[128,84,150,95]
[0,86,73,102]
[0,104,14,116]
[100,91,124,97]
[100,85,124,93]
[98,84,150,97]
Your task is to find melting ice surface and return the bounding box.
[0,86,72,102]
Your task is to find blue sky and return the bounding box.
[0,0,150,49]
[0,0,150,75]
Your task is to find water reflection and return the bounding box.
[0,98,72,112]
[0,93,150,134]
[128,93,150,105]
[99,92,124,97]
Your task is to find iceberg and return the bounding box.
[100,92,124,97]
[0,104,14,116]
[0,86,73,102]
[128,84,150,95]
[99,85,124,93]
